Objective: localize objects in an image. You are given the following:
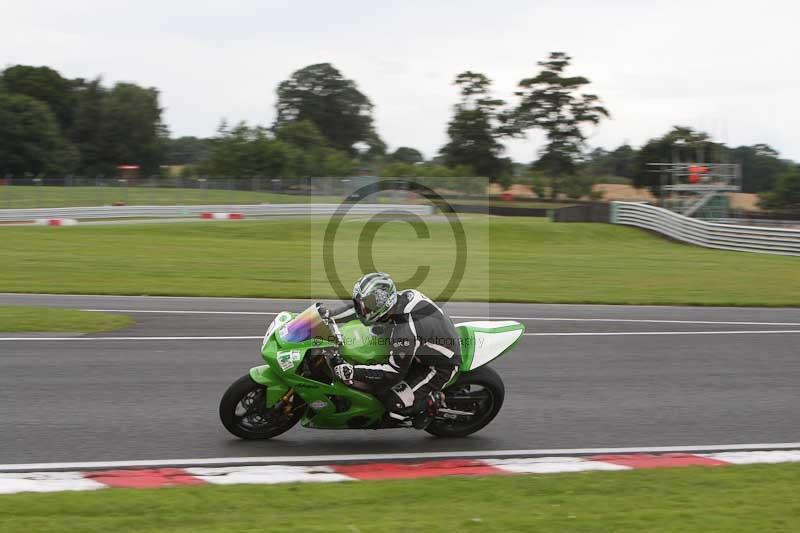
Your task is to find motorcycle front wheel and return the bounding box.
[425,365,505,438]
[219,375,305,440]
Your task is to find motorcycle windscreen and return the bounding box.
[278,304,334,343]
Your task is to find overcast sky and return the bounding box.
[3,0,799,162]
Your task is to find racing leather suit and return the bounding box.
[333,289,462,416]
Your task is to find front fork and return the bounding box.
[249,364,289,407]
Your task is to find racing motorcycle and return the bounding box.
[219,303,524,439]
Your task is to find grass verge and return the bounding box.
[0,217,797,306]
[0,464,799,532]
[0,306,133,332]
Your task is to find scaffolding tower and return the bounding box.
[648,161,741,219]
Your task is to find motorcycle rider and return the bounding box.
[326,272,462,429]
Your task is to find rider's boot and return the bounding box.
[382,411,409,428]
[412,391,444,430]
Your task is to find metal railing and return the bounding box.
[0,176,365,209]
[0,204,434,222]
[610,201,800,256]
[0,176,487,209]
[707,218,800,228]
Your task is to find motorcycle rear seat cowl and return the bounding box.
[456,321,525,371]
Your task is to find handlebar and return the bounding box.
[328,301,354,320]
[318,302,351,347]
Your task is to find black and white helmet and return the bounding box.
[352,272,397,325]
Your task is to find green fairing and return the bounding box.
[255,318,388,429]
[338,321,392,364]
[458,327,475,371]
[250,313,522,429]
[248,364,287,407]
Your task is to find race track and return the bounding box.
[1,294,799,465]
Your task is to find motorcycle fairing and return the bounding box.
[255,313,386,428]
[251,310,521,429]
[456,321,525,371]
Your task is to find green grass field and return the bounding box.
[0,217,797,305]
[0,186,568,210]
[0,306,133,332]
[1,464,798,532]
[0,185,341,209]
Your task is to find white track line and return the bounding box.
[3,330,800,342]
[0,336,262,341]
[0,293,314,302]
[84,309,278,315]
[81,309,800,327]
[2,443,799,472]
[523,330,800,336]
[460,317,800,326]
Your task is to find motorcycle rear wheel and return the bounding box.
[219,375,304,440]
[425,366,505,438]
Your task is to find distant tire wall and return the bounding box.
[447,203,550,217]
[550,203,611,223]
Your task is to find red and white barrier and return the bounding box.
[1,449,798,494]
[199,212,244,220]
[34,218,78,226]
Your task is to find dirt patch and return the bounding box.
[727,192,762,212]
[593,184,656,202]
[487,183,536,197]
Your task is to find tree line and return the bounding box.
[0,65,165,176]
[1,57,798,211]
[584,127,794,194]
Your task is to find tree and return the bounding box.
[206,122,290,178]
[69,78,111,175]
[276,120,356,177]
[439,71,510,181]
[388,146,424,165]
[585,144,637,179]
[510,52,609,176]
[275,119,327,151]
[163,136,213,166]
[731,144,788,193]
[274,63,383,156]
[561,174,596,199]
[0,92,77,175]
[101,83,167,174]
[206,120,355,179]
[759,166,800,212]
[1,66,170,176]
[0,65,75,132]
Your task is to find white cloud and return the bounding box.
[2,0,798,161]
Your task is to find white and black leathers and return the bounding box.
[334,289,462,414]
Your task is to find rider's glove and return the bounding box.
[332,361,354,385]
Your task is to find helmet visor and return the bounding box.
[354,288,390,321]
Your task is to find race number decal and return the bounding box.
[277,350,301,371]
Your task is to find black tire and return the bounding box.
[219,375,304,440]
[425,365,505,438]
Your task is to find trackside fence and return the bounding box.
[0,204,434,222]
[610,201,800,256]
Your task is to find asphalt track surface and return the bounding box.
[1,294,799,465]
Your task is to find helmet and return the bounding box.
[352,272,397,325]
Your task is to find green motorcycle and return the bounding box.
[219,303,524,439]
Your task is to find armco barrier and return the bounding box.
[611,201,800,256]
[0,203,434,222]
